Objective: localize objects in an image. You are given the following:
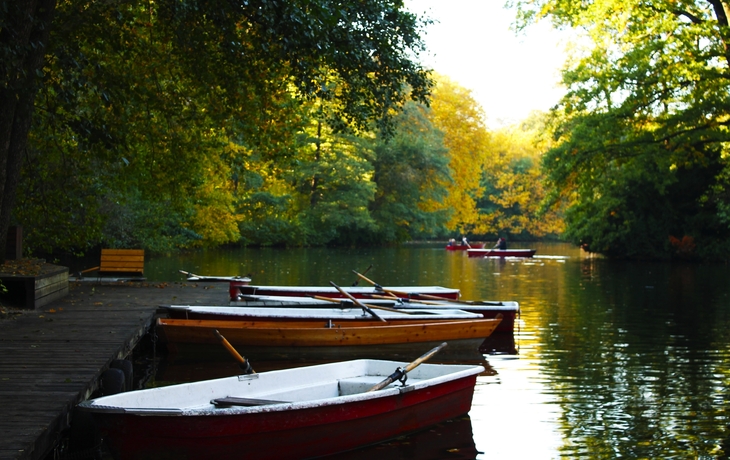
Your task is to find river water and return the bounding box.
[142,242,730,459]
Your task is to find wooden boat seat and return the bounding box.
[211,397,288,407]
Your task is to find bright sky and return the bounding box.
[405,0,570,127]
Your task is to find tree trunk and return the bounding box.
[0,0,57,263]
[310,120,322,208]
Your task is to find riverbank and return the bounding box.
[0,279,230,460]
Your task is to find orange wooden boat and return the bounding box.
[157,317,501,354]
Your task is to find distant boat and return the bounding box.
[446,242,485,251]
[466,248,537,258]
[78,358,484,460]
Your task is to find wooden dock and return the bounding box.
[0,280,228,460]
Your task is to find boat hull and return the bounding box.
[79,360,482,460]
[156,317,501,350]
[466,248,537,258]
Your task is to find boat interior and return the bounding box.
[81,360,483,413]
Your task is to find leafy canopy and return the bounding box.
[19,0,435,253]
[513,0,730,259]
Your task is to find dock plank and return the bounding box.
[0,280,228,460]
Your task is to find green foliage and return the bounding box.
[237,192,300,246]
[101,193,202,253]
[514,0,730,260]
[18,0,434,253]
[368,102,452,242]
[156,0,433,135]
[291,121,378,245]
[476,115,565,240]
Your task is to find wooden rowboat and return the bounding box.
[156,317,501,356]
[225,294,520,335]
[78,358,484,460]
[466,248,537,258]
[161,305,483,321]
[229,282,461,301]
[231,294,403,307]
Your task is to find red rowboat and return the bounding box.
[445,242,485,250]
[77,359,484,460]
[466,248,537,258]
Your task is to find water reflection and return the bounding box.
[321,416,479,460]
[155,350,498,384]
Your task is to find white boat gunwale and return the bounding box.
[78,360,484,417]
[228,294,519,312]
[162,305,483,320]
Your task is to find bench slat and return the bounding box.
[96,249,145,274]
[211,397,288,407]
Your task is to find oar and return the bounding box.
[213,329,255,374]
[367,293,504,307]
[179,269,199,279]
[352,270,460,303]
[352,264,373,286]
[367,294,440,305]
[351,270,386,291]
[312,295,420,315]
[483,238,507,257]
[367,342,448,392]
[482,243,499,257]
[329,281,386,322]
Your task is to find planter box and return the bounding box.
[0,263,69,310]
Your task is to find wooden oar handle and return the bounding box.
[352,270,382,289]
[367,294,439,305]
[214,329,255,374]
[352,270,460,303]
[367,342,448,392]
[312,295,348,305]
[352,264,373,286]
[329,281,386,322]
[313,295,409,315]
[404,342,447,372]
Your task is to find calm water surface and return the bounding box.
[144,242,730,459]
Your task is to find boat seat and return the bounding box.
[211,397,288,408]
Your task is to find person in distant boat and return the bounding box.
[494,237,507,250]
[448,238,456,247]
[461,236,469,246]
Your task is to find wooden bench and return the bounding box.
[80,249,145,278]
